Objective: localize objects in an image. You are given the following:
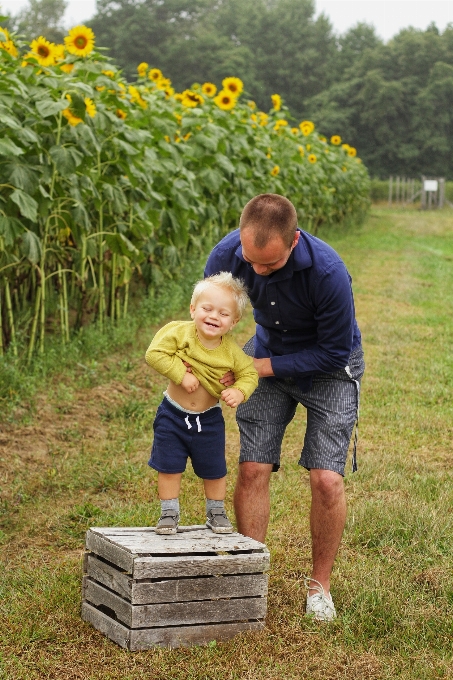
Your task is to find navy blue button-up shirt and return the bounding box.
[205,228,361,392]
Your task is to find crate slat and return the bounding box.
[87,554,268,604]
[82,601,264,651]
[132,552,270,580]
[85,578,267,628]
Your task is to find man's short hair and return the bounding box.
[239,194,298,248]
[192,272,249,319]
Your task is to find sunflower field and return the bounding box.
[0,25,370,359]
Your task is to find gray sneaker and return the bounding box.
[156,509,179,535]
[304,577,337,621]
[206,508,233,534]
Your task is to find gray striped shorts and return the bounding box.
[236,338,365,476]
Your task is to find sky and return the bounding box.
[0,0,452,43]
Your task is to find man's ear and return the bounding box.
[292,230,300,248]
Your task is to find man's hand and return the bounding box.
[221,388,245,408]
[219,370,235,387]
[253,357,274,378]
[181,370,199,393]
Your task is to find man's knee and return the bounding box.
[237,461,273,490]
[310,469,344,503]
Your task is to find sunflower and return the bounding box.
[84,97,96,118]
[341,143,350,151]
[64,25,95,57]
[0,27,18,58]
[27,37,56,66]
[222,77,243,98]
[306,144,311,151]
[291,127,299,135]
[54,44,65,61]
[128,85,147,108]
[247,100,256,110]
[299,120,315,136]
[149,68,163,82]
[174,93,184,103]
[156,77,172,91]
[116,108,127,120]
[59,62,73,73]
[271,94,282,111]
[308,154,317,164]
[183,132,192,141]
[137,62,148,77]
[331,135,341,145]
[181,89,204,108]
[102,69,115,78]
[214,90,236,111]
[298,145,304,157]
[62,108,83,126]
[319,135,327,143]
[273,119,288,132]
[258,112,269,126]
[270,165,280,176]
[202,82,217,97]
[347,147,357,157]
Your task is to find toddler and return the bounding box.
[145,272,258,534]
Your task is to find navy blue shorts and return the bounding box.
[148,397,227,480]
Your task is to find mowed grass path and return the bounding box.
[1,207,453,679]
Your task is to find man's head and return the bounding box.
[239,194,299,276]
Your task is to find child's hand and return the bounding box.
[221,388,244,408]
[181,370,199,393]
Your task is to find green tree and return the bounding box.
[13,0,68,43]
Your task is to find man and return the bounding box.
[205,193,364,621]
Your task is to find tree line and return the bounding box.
[5,0,453,178]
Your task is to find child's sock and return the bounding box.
[161,498,179,514]
[206,498,225,513]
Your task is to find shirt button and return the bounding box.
[271,301,276,305]
[275,321,280,325]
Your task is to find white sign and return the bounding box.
[424,180,438,192]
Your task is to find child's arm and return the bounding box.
[220,343,259,408]
[145,322,189,386]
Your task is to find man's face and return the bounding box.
[240,228,299,276]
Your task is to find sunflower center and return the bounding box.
[222,96,230,104]
[228,84,238,93]
[38,45,50,57]
[75,35,88,48]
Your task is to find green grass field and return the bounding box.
[1,206,453,679]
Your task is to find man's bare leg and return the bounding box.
[308,469,346,596]
[233,461,273,542]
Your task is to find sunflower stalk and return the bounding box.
[110,251,117,321]
[4,277,17,357]
[27,282,42,364]
[57,264,66,344]
[0,289,3,357]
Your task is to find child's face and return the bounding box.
[190,286,239,343]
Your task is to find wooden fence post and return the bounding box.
[421,176,426,209]
[388,176,393,205]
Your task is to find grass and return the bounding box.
[1,206,453,678]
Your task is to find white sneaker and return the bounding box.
[304,577,337,621]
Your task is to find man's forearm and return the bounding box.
[253,357,274,378]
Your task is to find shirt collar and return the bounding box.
[234,229,312,281]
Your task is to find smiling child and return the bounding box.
[145,272,258,534]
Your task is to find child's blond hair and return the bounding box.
[191,272,249,319]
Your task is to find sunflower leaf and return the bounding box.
[21,230,41,263]
[10,189,38,222]
[0,138,24,157]
[35,99,69,118]
[49,146,77,176]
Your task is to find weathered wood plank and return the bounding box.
[130,620,265,651]
[102,537,264,556]
[86,555,268,604]
[89,527,266,553]
[84,579,267,629]
[92,526,207,534]
[82,601,264,650]
[82,602,130,650]
[132,551,270,580]
[86,531,135,572]
[86,555,132,600]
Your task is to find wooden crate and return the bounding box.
[82,525,269,651]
